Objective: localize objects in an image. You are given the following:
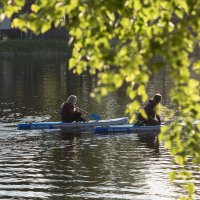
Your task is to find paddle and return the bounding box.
[76,107,101,121]
[89,114,102,121]
[59,99,101,121]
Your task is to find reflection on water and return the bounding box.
[0,55,174,123]
[0,129,185,200]
[0,55,130,122]
[0,55,199,200]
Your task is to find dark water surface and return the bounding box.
[0,55,199,199]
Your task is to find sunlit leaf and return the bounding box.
[41,23,51,33]
[175,156,185,166]
[121,18,130,28]
[188,79,199,88]
[31,4,40,13]
[113,74,123,88]
[169,171,176,182]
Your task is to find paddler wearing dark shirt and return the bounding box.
[60,95,86,123]
[136,93,162,126]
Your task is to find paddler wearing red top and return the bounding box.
[60,95,86,123]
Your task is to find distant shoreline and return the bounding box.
[0,39,71,56]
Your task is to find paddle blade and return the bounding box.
[89,114,101,121]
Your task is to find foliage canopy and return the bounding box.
[1,0,200,198]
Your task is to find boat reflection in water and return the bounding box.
[138,133,160,154]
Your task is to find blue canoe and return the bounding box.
[93,124,164,134]
[93,120,200,134]
[17,117,128,130]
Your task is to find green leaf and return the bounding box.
[106,11,115,21]
[137,85,145,96]
[121,18,130,28]
[175,156,185,165]
[15,0,25,7]
[178,1,189,13]
[134,1,142,11]
[188,79,199,88]
[187,182,195,196]
[69,58,76,70]
[169,171,176,182]
[193,60,200,71]
[113,74,123,88]
[31,4,40,13]
[67,0,79,12]
[100,87,108,96]
[128,90,137,100]
[41,23,51,33]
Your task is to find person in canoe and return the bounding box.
[60,95,87,123]
[135,93,162,126]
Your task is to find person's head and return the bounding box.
[153,93,162,104]
[66,95,77,105]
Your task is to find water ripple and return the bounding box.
[0,129,199,199]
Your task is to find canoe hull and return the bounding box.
[93,120,200,134]
[93,124,164,134]
[17,117,128,130]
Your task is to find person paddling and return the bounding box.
[60,95,86,123]
[136,93,162,126]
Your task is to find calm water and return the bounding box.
[0,55,199,200]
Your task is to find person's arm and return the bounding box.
[156,114,161,124]
[76,107,89,115]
